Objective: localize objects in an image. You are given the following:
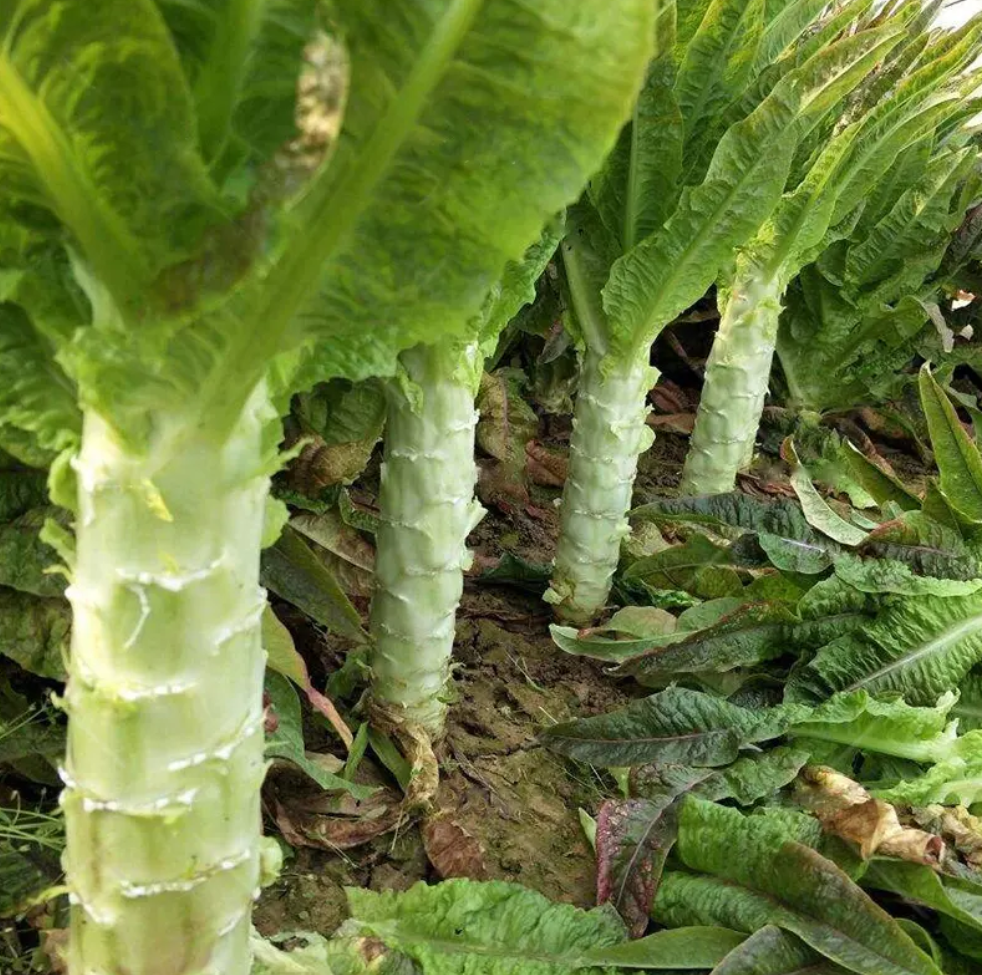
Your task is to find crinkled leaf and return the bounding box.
[0,506,68,598]
[596,795,680,938]
[658,798,941,975]
[710,925,842,975]
[539,686,803,768]
[799,588,982,705]
[603,25,902,356]
[0,587,69,679]
[786,442,868,547]
[345,878,627,975]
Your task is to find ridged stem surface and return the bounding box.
[680,275,782,496]
[369,343,483,737]
[547,349,656,624]
[64,387,273,975]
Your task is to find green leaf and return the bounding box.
[603,24,902,356]
[0,843,60,917]
[623,534,743,600]
[263,671,374,801]
[539,686,802,768]
[660,798,942,975]
[0,587,69,679]
[919,365,982,523]
[710,925,843,975]
[840,442,922,511]
[800,588,982,705]
[260,525,367,644]
[0,0,220,307]
[953,669,982,731]
[631,746,810,807]
[615,602,859,682]
[0,506,68,598]
[590,3,683,252]
[345,878,628,974]
[786,442,868,547]
[0,303,80,461]
[251,0,657,394]
[584,926,747,969]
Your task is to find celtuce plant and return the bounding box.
[681,10,982,495]
[545,0,901,624]
[0,1,653,971]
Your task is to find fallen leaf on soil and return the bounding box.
[796,766,944,865]
[649,380,694,415]
[647,413,695,435]
[525,441,567,487]
[476,458,530,512]
[422,812,489,880]
[273,787,404,851]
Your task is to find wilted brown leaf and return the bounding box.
[796,767,943,866]
[525,441,567,487]
[422,812,488,880]
[273,787,404,851]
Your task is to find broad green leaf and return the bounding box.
[661,798,942,975]
[0,0,221,308]
[0,506,68,598]
[603,25,902,357]
[583,926,746,969]
[631,746,810,806]
[622,533,743,600]
[615,602,862,681]
[801,588,982,705]
[539,686,803,767]
[476,222,565,357]
[345,878,627,974]
[591,2,683,251]
[787,690,958,764]
[0,298,80,463]
[919,365,982,522]
[864,862,982,938]
[263,671,374,800]
[840,441,922,511]
[261,0,656,392]
[953,669,982,731]
[0,843,60,916]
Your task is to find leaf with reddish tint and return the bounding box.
[422,812,489,881]
[596,795,681,938]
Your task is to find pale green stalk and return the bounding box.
[369,342,484,737]
[63,386,273,975]
[679,275,782,495]
[546,349,656,625]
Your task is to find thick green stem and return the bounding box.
[680,276,782,496]
[63,387,274,975]
[369,343,483,738]
[546,350,656,625]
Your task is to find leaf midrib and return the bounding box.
[207,0,488,427]
[845,606,982,694]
